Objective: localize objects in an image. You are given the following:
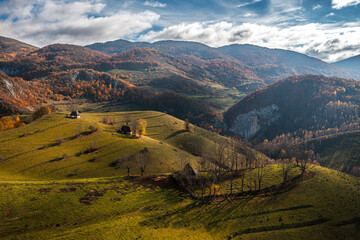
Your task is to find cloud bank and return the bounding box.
[0,0,159,46]
[141,21,360,62]
[0,0,359,62]
[332,0,360,9]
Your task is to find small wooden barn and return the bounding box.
[70,111,80,119]
[120,125,132,134]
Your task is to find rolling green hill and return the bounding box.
[0,112,359,239]
[0,165,359,239]
[309,131,360,176]
[0,111,256,181]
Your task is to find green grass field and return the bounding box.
[0,112,359,239]
[0,165,359,239]
[0,111,236,180]
[309,131,360,175]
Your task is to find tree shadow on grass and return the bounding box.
[165,130,186,140]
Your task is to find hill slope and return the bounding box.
[333,54,360,74]
[224,75,360,140]
[0,71,53,116]
[309,131,360,176]
[0,36,38,62]
[219,44,358,83]
[0,111,259,180]
[87,39,359,84]
[0,44,109,80]
[0,165,359,239]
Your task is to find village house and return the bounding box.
[70,111,80,119]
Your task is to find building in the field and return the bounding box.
[70,111,80,119]
[120,125,132,134]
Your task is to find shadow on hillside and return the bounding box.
[125,175,177,189]
[165,129,186,140]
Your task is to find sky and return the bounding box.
[0,0,359,62]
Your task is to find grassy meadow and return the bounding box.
[0,166,359,239]
[0,111,232,180]
[309,131,360,175]
[0,111,359,239]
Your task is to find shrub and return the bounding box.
[0,115,25,131]
[32,106,51,120]
[88,125,98,133]
[56,137,65,145]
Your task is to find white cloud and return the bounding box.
[244,13,253,17]
[312,4,322,10]
[0,0,160,46]
[326,12,335,17]
[144,1,166,8]
[332,0,360,9]
[140,21,360,62]
[38,1,105,21]
[235,0,262,8]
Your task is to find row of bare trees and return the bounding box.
[112,131,317,197]
[180,136,319,197]
[181,138,268,196]
[115,147,151,176]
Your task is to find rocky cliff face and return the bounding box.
[228,104,280,139]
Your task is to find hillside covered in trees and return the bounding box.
[87,39,359,84]
[0,36,38,62]
[224,75,360,140]
[1,36,359,122]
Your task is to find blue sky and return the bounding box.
[0,0,359,62]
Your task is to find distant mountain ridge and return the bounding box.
[333,54,360,74]
[87,39,359,83]
[218,44,356,84]
[0,35,359,122]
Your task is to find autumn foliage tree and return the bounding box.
[32,106,51,120]
[138,119,147,137]
[0,115,25,131]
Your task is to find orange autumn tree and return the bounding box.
[32,106,51,120]
[0,116,25,131]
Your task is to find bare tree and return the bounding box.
[281,159,292,184]
[120,155,133,177]
[238,145,257,169]
[136,148,150,176]
[256,158,267,190]
[213,141,228,175]
[198,175,209,198]
[226,138,240,194]
[184,118,191,132]
[240,170,246,192]
[123,113,131,126]
[249,171,256,191]
[300,150,314,176]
